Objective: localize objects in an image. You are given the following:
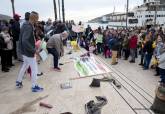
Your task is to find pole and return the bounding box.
[62,0,65,22]
[11,0,15,17]
[53,0,57,20]
[126,0,129,29]
[154,5,157,26]
[58,0,61,20]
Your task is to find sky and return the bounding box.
[0,0,143,22]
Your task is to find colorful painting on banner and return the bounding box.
[74,56,111,77]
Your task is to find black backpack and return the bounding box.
[0,34,7,49]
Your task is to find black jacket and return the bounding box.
[143,40,153,54]
[11,21,20,41]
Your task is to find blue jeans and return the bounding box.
[47,48,59,68]
[144,53,152,69]
[159,68,165,84]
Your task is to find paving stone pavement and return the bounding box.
[0,49,159,114]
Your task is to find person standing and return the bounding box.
[122,35,130,60]
[0,26,12,72]
[143,35,154,70]
[154,35,164,76]
[129,32,138,63]
[158,47,165,87]
[96,27,103,54]
[11,14,21,60]
[16,11,43,92]
[109,32,119,65]
[47,31,68,71]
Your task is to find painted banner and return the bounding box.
[74,56,111,77]
[72,25,84,33]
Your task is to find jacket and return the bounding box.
[154,42,164,57]
[19,21,36,57]
[96,34,103,44]
[158,51,165,69]
[0,32,13,50]
[109,37,119,51]
[143,40,154,54]
[129,35,137,49]
[11,20,20,41]
[46,34,64,57]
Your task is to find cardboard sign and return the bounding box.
[39,50,48,61]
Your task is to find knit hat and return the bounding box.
[14,14,21,21]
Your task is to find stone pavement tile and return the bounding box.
[100,56,158,98]
[135,110,153,114]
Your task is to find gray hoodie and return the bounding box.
[19,21,36,57]
[46,34,64,58]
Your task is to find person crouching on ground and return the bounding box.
[16,11,44,92]
[46,31,68,71]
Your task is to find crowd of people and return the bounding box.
[78,25,165,87]
[0,11,165,92]
[0,11,69,92]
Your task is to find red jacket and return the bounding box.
[129,35,138,49]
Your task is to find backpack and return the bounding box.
[0,34,7,49]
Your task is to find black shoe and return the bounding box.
[3,67,10,70]
[37,72,43,76]
[18,59,23,62]
[2,69,9,72]
[130,60,135,63]
[139,63,143,66]
[11,64,15,66]
[154,74,160,76]
[7,65,12,68]
[59,63,64,65]
[6,67,10,70]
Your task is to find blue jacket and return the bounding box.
[109,37,119,51]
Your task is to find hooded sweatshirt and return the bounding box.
[19,21,36,57]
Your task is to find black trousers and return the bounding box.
[1,50,8,70]
[13,40,17,59]
[47,48,59,68]
[140,52,144,65]
[97,43,103,54]
[123,48,130,60]
[6,50,13,66]
[156,66,160,75]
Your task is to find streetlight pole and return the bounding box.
[58,0,61,20]
[53,0,57,20]
[126,0,129,29]
[11,0,15,17]
[62,0,65,22]
[154,5,157,26]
